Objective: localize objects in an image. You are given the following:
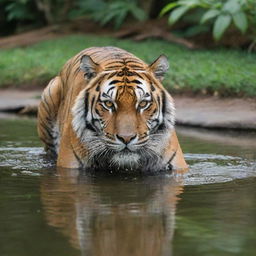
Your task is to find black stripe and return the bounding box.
[86,74,107,91]
[167,150,177,170]
[124,60,142,64]
[74,66,81,78]
[126,71,136,76]
[128,65,144,69]
[150,83,156,91]
[41,123,54,139]
[107,72,118,79]
[157,123,166,131]
[129,79,142,84]
[40,137,54,148]
[152,107,157,115]
[143,104,152,111]
[105,60,125,65]
[95,107,101,115]
[116,71,124,77]
[161,91,166,115]
[71,146,84,168]
[40,101,51,116]
[99,103,109,111]
[90,95,95,119]
[105,65,123,70]
[107,86,115,94]
[157,96,161,110]
[84,91,89,118]
[86,122,97,132]
[133,72,144,79]
[109,80,121,85]
[87,96,99,132]
[42,95,51,113]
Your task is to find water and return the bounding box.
[0,116,256,256]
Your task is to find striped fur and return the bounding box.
[37,47,187,172]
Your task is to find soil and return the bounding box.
[174,95,256,130]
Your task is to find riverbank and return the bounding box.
[0,89,255,130]
[1,34,256,96]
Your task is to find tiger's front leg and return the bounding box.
[57,123,88,169]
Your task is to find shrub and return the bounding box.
[70,0,147,29]
[161,0,256,41]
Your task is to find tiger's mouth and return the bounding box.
[121,148,133,153]
[110,151,140,168]
[103,134,149,153]
[90,135,161,170]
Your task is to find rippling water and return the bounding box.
[0,116,256,256]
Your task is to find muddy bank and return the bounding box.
[175,95,256,130]
[0,89,255,130]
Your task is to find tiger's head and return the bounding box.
[72,53,175,171]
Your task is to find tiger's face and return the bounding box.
[72,55,175,170]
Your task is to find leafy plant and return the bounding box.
[3,0,76,25]
[70,0,147,29]
[160,0,255,41]
[5,0,36,21]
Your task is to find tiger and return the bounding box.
[37,46,188,172]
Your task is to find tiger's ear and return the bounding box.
[148,55,169,81]
[80,55,100,79]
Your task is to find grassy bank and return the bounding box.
[0,34,255,96]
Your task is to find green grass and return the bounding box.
[0,34,256,96]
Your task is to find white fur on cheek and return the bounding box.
[71,88,108,167]
[164,92,175,130]
[71,88,87,138]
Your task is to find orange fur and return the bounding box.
[37,47,188,171]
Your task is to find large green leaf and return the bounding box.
[200,9,220,24]
[160,3,178,17]
[131,5,147,21]
[223,0,241,14]
[169,6,190,24]
[213,14,232,40]
[179,0,201,7]
[233,11,248,33]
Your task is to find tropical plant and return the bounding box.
[3,0,73,25]
[160,0,256,41]
[4,0,36,22]
[70,0,147,29]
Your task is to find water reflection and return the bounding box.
[40,169,184,256]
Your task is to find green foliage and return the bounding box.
[161,0,256,41]
[213,14,232,41]
[70,0,147,29]
[4,0,36,21]
[0,35,255,96]
[2,0,147,29]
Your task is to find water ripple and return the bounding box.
[0,147,255,185]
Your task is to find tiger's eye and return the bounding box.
[139,100,148,108]
[105,100,114,108]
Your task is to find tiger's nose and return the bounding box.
[116,134,137,144]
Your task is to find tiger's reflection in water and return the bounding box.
[40,169,184,256]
